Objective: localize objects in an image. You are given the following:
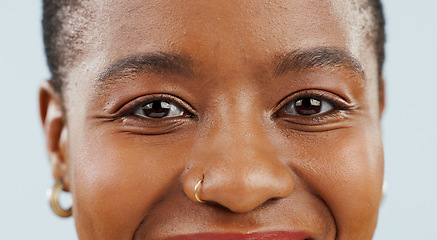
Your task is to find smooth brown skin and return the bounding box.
[40,0,385,239]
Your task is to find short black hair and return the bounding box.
[42,0,92,93]
[42,0,385,94]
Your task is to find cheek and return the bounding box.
[299,127,383,239]
[69,129,186,239]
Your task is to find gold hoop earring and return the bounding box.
[194,177,206,203]
[48,180,72,217]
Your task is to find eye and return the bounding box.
[133,100,187,118]
[279,97,334,116]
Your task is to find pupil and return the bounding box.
[143,101,171,118]
[295,98,321,115]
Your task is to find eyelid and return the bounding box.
[272,89,355,117]
[113,93,197,119]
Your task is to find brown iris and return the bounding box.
[295,98,322,115]
[141,101,171,118]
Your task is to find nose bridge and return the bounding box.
[221,90,265,152]
[206,89,272,163]
[182,89,294,213]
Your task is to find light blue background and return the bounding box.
[0,1,436,239]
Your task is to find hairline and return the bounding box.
[43,0,385,95]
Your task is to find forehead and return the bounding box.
[97,0,345,48]
[88,0,358,55]
[65,0,377,95]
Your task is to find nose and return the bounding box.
[182,112,294,213]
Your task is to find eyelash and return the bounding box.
[114,94,196,120]
[111,90,352,129]
[273,90,353,123]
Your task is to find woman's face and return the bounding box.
[41,0,384,239]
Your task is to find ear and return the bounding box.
[378,76,385,118]
[39,81,70,191]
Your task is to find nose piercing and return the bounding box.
[194,176,206,203]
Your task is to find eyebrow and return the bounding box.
[98,52,195,83]
[96,47,364,88]
[273,47,364,78]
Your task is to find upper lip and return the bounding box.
[161,231,312,240]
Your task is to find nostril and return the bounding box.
[203,200,232,212]
[207,196,282,213]
[194,167,294,213]
[264,197,283,205]
[182,151,295,213]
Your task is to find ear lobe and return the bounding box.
[39,81,70,191]
[378,76,386,118]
